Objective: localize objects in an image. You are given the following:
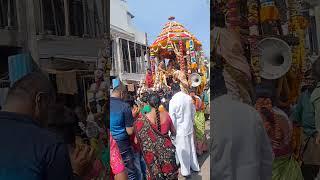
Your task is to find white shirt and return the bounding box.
[212,95,273,180]
[169,91,196,136]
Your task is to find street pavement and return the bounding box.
[179,120,210,180]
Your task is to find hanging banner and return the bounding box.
[190,51,196,63]
[189,40,194,51]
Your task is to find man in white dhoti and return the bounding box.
[211,59,273,180]
[169,83,200,177]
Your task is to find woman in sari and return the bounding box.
[190,88,208,155]
[134,92,178,180]
[255,82,303,180]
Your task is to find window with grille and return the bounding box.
[120,39,130,73]
[129,41,136,73]
[41,0,106,38]
[0,0,18,29]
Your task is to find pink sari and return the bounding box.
[110,133,126,179]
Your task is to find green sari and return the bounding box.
[194,111,207,154]
[195,112,205,140]
[272,156,303,180]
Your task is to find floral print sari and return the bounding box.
[134,116,178,180]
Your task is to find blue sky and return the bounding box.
[127,0,210,57]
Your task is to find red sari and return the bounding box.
[110,132,126,180]
[134,115,178,180]
[145,73,154,88]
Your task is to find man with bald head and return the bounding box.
[110,81,136,179]
[0,72,75,179]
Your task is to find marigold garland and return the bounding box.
[282,0,306,106]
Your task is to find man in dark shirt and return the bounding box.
[110,83,136,180]
[0,72,76,180]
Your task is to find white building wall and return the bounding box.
[110,0,148,82]
[110,0,130,32]
[110,0,146,45]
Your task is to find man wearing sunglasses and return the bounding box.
[0,72,80,179]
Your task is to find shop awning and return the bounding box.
[40,55,97,72]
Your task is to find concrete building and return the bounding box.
[110,0,148,84]
[0,0,109,107]
[0,0,108,74]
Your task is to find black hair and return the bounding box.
[158,89,164,97]
[190,87,197,94]
[148,92,161,132]
[174,63,180,70]
[162,101,169,112]
[255,79,277,123]
[165,91,173,100]
[6,72,55,104]
[255,79,279,107]
[140,92,150,103]
[171,83,181,94]
[213,12,226,28]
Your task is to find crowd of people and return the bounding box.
[110,67,209,179]
[0,72,109,180]
[212,25,320,180]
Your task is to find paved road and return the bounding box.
[179,120,210,180]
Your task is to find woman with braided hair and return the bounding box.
[133,92,178,180]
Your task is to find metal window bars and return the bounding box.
[38,0,106,38]
[0,0,17,29]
